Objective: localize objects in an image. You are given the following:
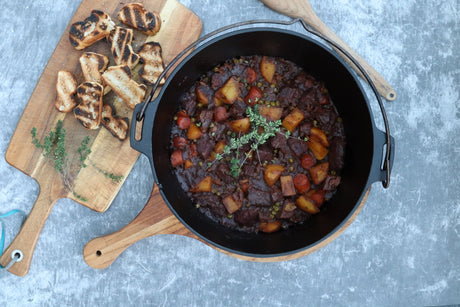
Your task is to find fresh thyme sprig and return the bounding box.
[31,120,124,201]
[213,105,282,178]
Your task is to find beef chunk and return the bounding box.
[181,92,196,115]
[279,201,297,219]
[214,163,235,185]
[271,132,289,154]
[287,138,309,157]
[234,208,259,226]
[195,193,226,217]
[211,67,230,89]
[277,87,301,105]
[323,175,341,191]
[298,89,317,112]
[196,135,214,159]
[256,144,273,163]
[199,109,213,129]
[270,185,283,203]
[247,186,271,206]
[299,122,312,136]
[228,99,247,118]
[209,122,227,140]
[316,107,338,132]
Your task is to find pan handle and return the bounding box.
[369,129,395,188]
[130,102,155,162]
[294,18,394,188]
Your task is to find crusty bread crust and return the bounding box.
[102,65,147,109]
[69,10,115,50]
[118,3,161,36]
[138,42,166,86]
[55,71,78,113]
[74,81,103,129]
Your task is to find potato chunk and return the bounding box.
[229,117,250,133]
[282,108,305,132]
[310,127,329,147]
[187,123,202,140]
[264,164,285,186]
[258,105,283,121]
[222,194,243,214]
[308,140,328,160]
[195,81,212,105]
[296,195,320,214]
[190,176,212,193]
[260,56,276,83]
[309,162,329,185]
[215,76,241,104]
[259,221,281,233]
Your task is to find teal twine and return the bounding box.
[0,209,26,268]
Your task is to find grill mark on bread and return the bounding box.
[102,65,147,109]
[118,3,161,36]
[120,6,133,25]
[138,42,166,86]
[101,104,129,140]
[109,26,139,68]
[74,81,103,129]
[69,10,115,50]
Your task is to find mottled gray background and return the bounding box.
[0,0,459,306]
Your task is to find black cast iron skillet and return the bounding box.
[130,19,395,258]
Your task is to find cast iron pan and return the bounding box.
[84,19,395,267]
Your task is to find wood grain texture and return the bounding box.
[84,184,371,269]
[0,0,202,276]
[259,0,396,101]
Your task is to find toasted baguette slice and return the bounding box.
[69,10,115,50]
[138,42,166,86]
[74,82,103,129]
[79,52,109,83]
[102,65,147,109]
[101,104,129,140]
[55,71,78,113]
[79,52,111,95]
[118,3,161,36]
[108,26,140,68]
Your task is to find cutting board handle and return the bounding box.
[83,184,372,268]
[83,183,195,269]
[0,189,58,276]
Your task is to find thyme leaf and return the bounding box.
[215,105,282,178]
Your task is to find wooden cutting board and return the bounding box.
[83,185,370,268]
[0,0,202,276]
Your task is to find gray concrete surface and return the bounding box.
[0,0,459,306]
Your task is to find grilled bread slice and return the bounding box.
[55,71,78,113]
[101,104,129,140]
[79,52,109,83]
[108,26,140,68]
[118,3,161,36]
[138,42,166,86]
[102,65,147,109]
[79,52,111,95]
[69,10,115,50]
[74,82,103,129]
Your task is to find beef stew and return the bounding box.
[169,55,346,233]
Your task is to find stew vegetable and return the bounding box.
[170,55,346,233]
